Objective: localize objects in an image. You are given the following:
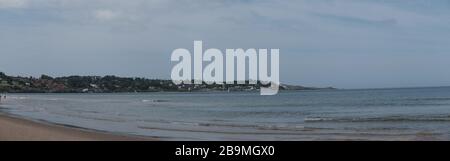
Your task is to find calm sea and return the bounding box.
[2,87,450,140]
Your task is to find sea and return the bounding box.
[1,87,450,140]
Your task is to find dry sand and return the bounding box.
[0,114,152,141]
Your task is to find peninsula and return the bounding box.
[0,72,333,93]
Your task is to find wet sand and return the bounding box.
[0,113,444,141]
[0,114,153,141]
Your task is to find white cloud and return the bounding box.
[0,0,27,8]
[94,9,119,21]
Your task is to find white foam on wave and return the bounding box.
[9,96,28,100]
[142,99,169,103]
[305,115,450,122]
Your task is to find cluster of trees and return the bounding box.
[0,72,179,93]
[0,72,331,93]
[0,72,273,93]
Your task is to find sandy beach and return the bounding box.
[0,114,151,141]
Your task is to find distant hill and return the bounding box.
[0,72,334,93]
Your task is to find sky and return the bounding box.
[0,0,450,89]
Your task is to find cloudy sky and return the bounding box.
[1,0,450,89]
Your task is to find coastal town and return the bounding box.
[0,72,332,93]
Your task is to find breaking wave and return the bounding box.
[142,99,170,103]
[305,115,450,122]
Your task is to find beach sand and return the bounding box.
[0,113,443,141]
[0,114,152,141]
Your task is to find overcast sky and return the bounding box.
[1,0,450,89]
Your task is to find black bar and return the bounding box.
[0,141,448,160]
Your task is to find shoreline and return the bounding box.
[0,112,443,141]
[0,113,155,141]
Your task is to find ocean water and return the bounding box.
[1,87,450,140]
